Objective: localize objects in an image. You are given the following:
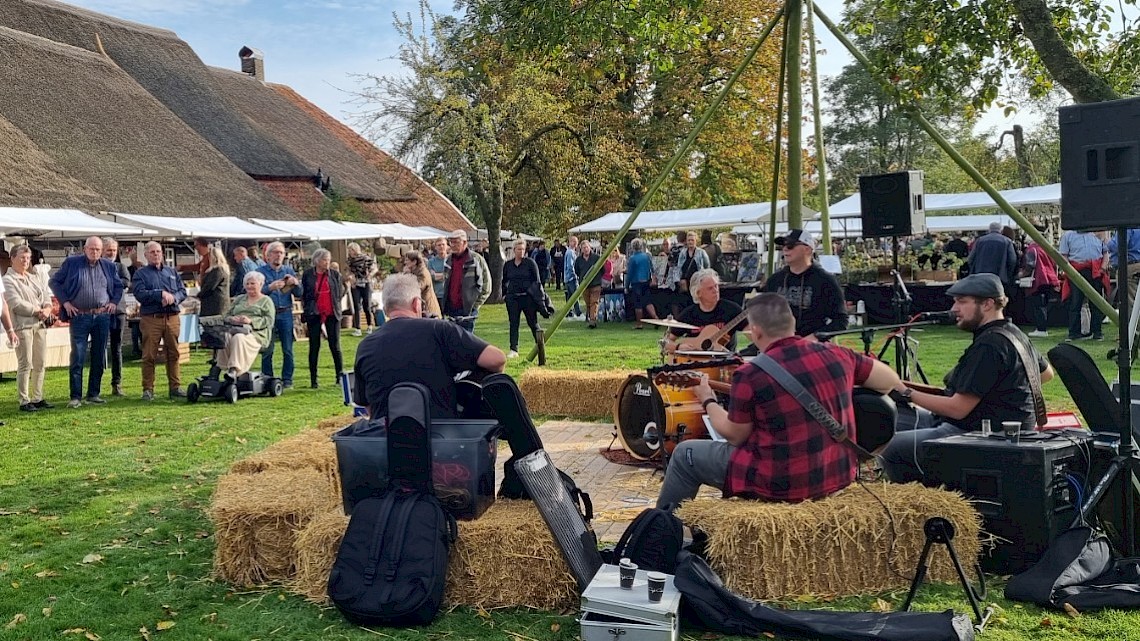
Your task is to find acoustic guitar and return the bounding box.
[653,370,732,394]
[674,307,750,352]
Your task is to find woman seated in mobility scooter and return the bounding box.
[189,270,281,402]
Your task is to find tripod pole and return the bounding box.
[1118,227,1135,555]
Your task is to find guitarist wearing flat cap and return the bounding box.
[664,269,747,354]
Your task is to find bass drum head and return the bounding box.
[614,374,666,460]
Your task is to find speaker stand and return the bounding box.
[1077,226,1140,556]
[902,517,991,630]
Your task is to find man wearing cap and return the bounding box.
[878,273,1053,484]
[764,229,847,338]
[442,229,491,332]
[967,221,1019,295]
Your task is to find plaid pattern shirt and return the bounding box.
[724,336,874,502]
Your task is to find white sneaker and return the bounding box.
[1027,330,1049,338]
[507,350,519,358]
[352,329,362,337]
[367,326,374,335]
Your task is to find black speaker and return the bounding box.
[1060,97,1140,230]
[859,170,926,238]
[921,431,1093,575]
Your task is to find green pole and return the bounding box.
[767,12,791,277]
[785,0,803,229]
[806,0,832,252]
[812,4,1118,325]
[526,5,788,361]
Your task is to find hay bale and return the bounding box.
[315,414,358,435]
[677,483,982,600]
[292,509,350,603]
[208,468,341,587]
[447,500,578,611]
[519,368,637,418]
[287,500,578,611]
[228,427,339,483]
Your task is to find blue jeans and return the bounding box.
[878,406,965,484]
[261,311,295,383]
[564,280,582,316]
[69,313,110,400]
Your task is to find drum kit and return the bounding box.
[612,317,897,463]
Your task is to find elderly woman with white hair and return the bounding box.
[301,248,344,388]
[4,244,53,411]
[217,271,275,379]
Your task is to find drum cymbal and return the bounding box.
[643,318,700,330]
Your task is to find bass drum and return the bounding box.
[614,374,708,460]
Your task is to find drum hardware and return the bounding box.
[646,356,742,376]
[643,317,700,330]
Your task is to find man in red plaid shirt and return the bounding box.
[655,293,901,508]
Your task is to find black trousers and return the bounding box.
[350,284,374,328]
[505,295,539,351]
[307,316,344,384]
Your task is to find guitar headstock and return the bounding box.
[653,370,703,389]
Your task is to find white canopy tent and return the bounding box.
[0,207,156,238]
[415,225,449,237]
[569,201,812,234]
[103,212,288,239]
[376,223,443,241]
[827,183,1060,218]
[249,219,361,241]
[733,214,1019,238]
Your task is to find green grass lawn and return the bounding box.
[0,300,1132,640]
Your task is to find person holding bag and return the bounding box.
[502,239,542,357]
[301,249,344,388]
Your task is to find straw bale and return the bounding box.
[287,500,578,610]
[228,427,339,484]
[292,509,350,603]
[519,369,638,418]
[446,500,578,611]
[208,468,340,587]
[677,482,982,600]
[316,414,358,435]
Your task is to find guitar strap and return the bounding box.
[750,354,877,461]
[985,325,1048,427]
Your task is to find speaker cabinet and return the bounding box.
[921,431,1092,575]
[1060,97,1140,230]
[859,170,926,238]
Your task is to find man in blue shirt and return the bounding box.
[967,222,1018,295]
[1060,229,1109,341]
[427,237,448,303]
[131,241,188,401]
[1108,228,1140,306]
[230,246,260,298]
[563,236,582,319]
[624,238,657,329]
[258,242,300,388]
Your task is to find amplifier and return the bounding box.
[921,430,1094,575]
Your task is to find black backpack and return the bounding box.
[328,383,457,627]
[608,507,685,574]
[481,373,593,521]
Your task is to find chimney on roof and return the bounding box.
[239,46,264,81]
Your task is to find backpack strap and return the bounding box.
[364,497,398,587]
[749,353,876,461]
[987,325,1048,427]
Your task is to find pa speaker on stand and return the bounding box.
[859,170,927,238]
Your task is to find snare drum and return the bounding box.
[614,374,709,460]
[671,350,737,383]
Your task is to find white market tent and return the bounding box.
[827,183,1060,218]
[569,201,813,234]
[0,207,156,238]
[249,218,364,241]
[375,223,443,241]
[733,214,1019,238]
[415,225,449,237]
[104,212,289,239]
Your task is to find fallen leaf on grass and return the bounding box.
[550,623,560,633]
[139,627,152,641]
[235,436,247,444]
[1040,617,1053,627]
[5,613,26,629]
[155,620,175,631]
[871,598,893,613]
[81,554,104,564]
[34,570,59,578]
[42,607,52,618]
[1063,602,1081,618]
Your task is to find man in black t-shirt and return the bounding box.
[764,229,847,338]
[353,273,506,420]
[878,274,1053,483]
[666,269,745,352]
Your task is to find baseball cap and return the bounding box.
[774,229,817,251]
[448,229,469,241]
[946,273,1004,299]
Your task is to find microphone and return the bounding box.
[890,269,911,301]
[920,310,959,324]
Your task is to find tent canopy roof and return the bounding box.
[0,207,155,238]
[734,214,1018,238]
[105,212,287,239]
[570,201,812,234]
[827,183,1060,219]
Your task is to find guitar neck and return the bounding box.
[903,381,944,395]
[699,308,749,350]
[708,380,732,394]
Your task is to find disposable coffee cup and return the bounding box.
[1002,421,1021,443]
[646,571,666,602]
[619,561,637,590]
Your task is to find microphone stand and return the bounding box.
[817,319,942,367]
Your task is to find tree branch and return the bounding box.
[1012,0,1120,103]
[503,122,592,174]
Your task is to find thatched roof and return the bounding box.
[271,85,475,231]
[0,26,299,219]
[0,0,311,179]
[0,114,110,210]
[209,67,409,202]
